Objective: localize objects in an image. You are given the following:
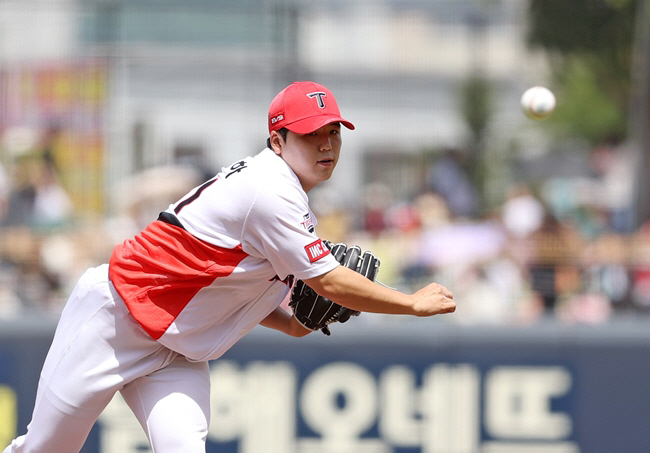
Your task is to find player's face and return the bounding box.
[274,123,342,192]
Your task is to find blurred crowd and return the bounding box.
[313,140,648,327]
[0,126,79,317]
[1,132,649,327]
[0,125,203,319]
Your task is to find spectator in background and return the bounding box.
[32,123,74,229]
[2,152,38,227]
[527,212,583,316]
[588,138,637,234]
[362,182,393,235]
[0,161,9,222]
[1,126,74,229]
[426,148,479,219]
[31,162,74,229]
[501,183,545,239]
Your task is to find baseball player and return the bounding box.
[3,81,455,453]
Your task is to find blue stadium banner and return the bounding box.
[2,319,650,453]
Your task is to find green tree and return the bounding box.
[460,75,492,210]
[527,0,637,144]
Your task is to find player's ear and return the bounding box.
[269,130,284,155]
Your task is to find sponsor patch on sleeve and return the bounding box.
[304,239,330,263]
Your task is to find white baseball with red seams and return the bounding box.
[521,86,556,120]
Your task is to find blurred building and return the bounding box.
[0,0,554,217]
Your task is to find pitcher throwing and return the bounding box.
[4,81,455,453]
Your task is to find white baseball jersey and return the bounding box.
[109,148,339,361]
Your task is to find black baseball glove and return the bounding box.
[289,241,380,335]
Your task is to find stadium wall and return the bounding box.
[1,318,649,453]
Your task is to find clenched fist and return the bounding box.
[410,282,455,316]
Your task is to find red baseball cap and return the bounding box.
[268,81,355,134]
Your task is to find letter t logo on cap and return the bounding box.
[307,91,327,108]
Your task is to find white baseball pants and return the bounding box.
[3,264,211,453]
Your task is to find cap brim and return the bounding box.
[285,115,355,134]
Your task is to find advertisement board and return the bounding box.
[2,320,650,453]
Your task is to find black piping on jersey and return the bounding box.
[173,177,218,214]
[157,211,186,229]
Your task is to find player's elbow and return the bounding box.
[302,266,347,301]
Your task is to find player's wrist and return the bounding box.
[290,315,316,336]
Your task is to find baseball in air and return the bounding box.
[520,86,556,120]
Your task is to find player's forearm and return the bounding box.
[304,266,417,315]
[260,306,312,337]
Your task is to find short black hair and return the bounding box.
[267,127,288,149]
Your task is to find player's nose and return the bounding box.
[318,135,332,151]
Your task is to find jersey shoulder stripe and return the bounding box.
[109,220,248,339]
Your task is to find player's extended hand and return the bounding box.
[410,282,455,316]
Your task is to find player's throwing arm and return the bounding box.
[291,242,455,334]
